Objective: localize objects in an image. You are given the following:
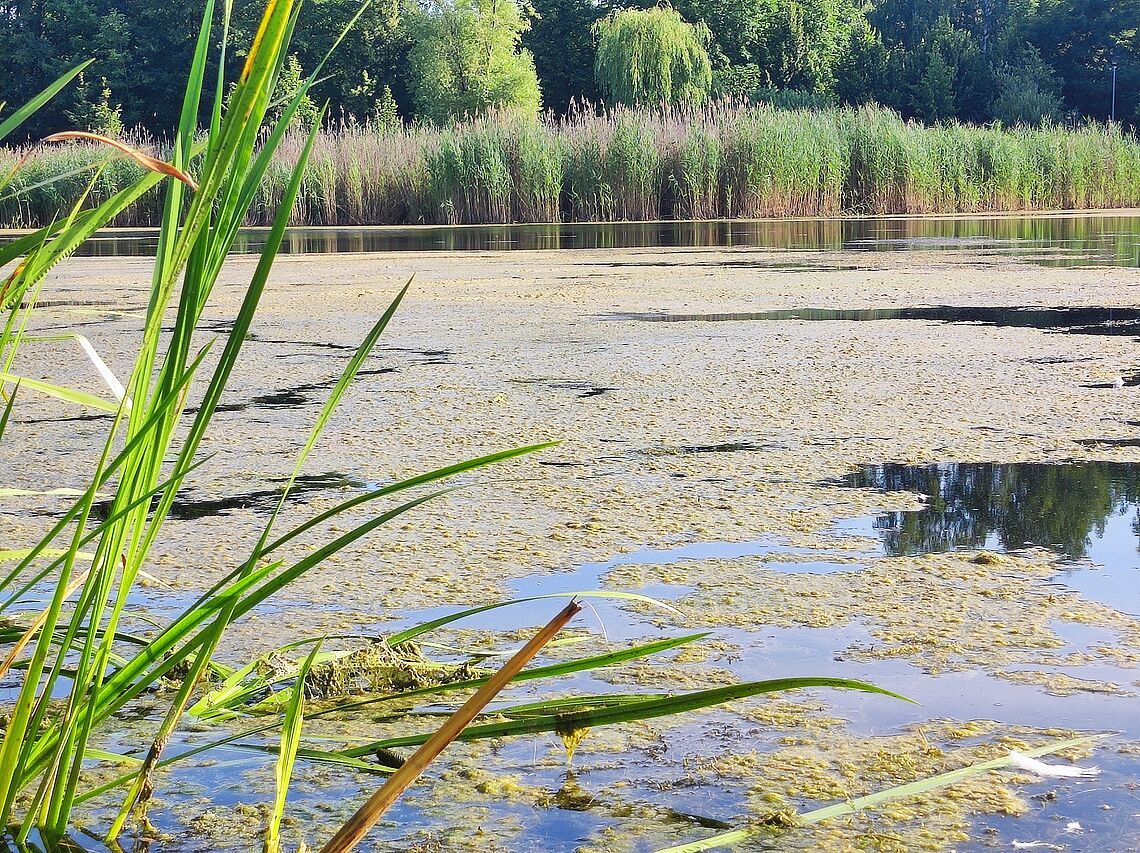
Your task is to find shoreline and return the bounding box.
[2,207,1140,237]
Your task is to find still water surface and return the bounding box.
[5,214,1140,850]
[11,213,1138,265]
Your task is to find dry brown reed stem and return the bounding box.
[319,599,584,853]
[42,132,198,191]
[0,568,90,681]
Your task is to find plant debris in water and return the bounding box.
[302,641,486,700]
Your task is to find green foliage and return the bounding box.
[374,84,401,129]
[523,0,618,111]
[593,7,713,108]
[64,74,125,137]
[1029,0,1140,124]
[271,55,322,130]
[1,0,1137,131]
[989,65,1064,127]
[407,0,541,124]
[916,47,957,122]
[833,18,890,106]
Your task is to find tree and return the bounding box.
[915,45,956,120]
[523,0,624,112]
[834,18,892,105]
[671,0,766,69]
[988,53,1064,124]
[1028,0,1140,124]
[269,55,321,129]
[406,0,541,124]
[0,0,132,138]
[753,0,853,92]
[65,73,125,136]
[593,7,713,107]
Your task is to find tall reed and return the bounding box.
[5,103,1140,229]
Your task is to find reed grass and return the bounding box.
[5,102,1140,229]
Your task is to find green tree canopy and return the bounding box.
[593,7,713,108]
[523,0,622,112]
[407,0,541,124]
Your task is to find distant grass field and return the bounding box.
[4,103,1140,228]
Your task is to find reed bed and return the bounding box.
[4,103,1140,229]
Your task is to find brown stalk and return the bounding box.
[42,132,198,191]
[0,568,90,680]
[319,599,584,853]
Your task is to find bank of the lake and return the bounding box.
[4,104,1140,230]
[7,231,1140,850]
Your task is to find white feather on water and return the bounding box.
[1008,751,1100,778]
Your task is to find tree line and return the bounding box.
[0,0,1136,140]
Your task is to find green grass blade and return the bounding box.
[0,224,67,270]
[266,642,321,853]
[0,61,92,143]
[201,632,711,719]
[257,275,411,552]
[342,678,909,756]
[656,735,1107,852]
[0,382,17,445]
[797,734,1104,825]
[386,590,680,646]
[0,374,117,412]
[303,633,711,719]
[261,443,555,556]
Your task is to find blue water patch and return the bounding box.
[844,461,1140,616]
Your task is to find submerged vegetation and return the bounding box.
[4,103,1140,229]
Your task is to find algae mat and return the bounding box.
[4,243,1140,851]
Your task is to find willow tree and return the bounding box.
[593,6,713,107]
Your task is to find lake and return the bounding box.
[3,213,1140,851]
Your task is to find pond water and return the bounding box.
[57,458,1135,851]
[6,216,1140,851]
[5,212,1138,265]
[845,461,1140,617]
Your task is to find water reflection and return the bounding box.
[846,461,1140,560]
[9,214,1136,265]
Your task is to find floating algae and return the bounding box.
[19,241,1140,851]
[303,641,486,700]
[557,726,591,766]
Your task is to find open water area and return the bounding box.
[3,212,1140,851]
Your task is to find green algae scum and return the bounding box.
[2,211,1138,851]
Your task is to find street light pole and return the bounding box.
[1111,64,1117,122]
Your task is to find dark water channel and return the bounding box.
[613,305,1140,337]
[7,213,1138,265]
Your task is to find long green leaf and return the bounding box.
[0,61,92,143]
[341,678,908,756]
[656,735,1106,852]
[266,642,321,853]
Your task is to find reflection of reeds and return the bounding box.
[4,104,1140,228]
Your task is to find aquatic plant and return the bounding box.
[5,102,1140,228]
